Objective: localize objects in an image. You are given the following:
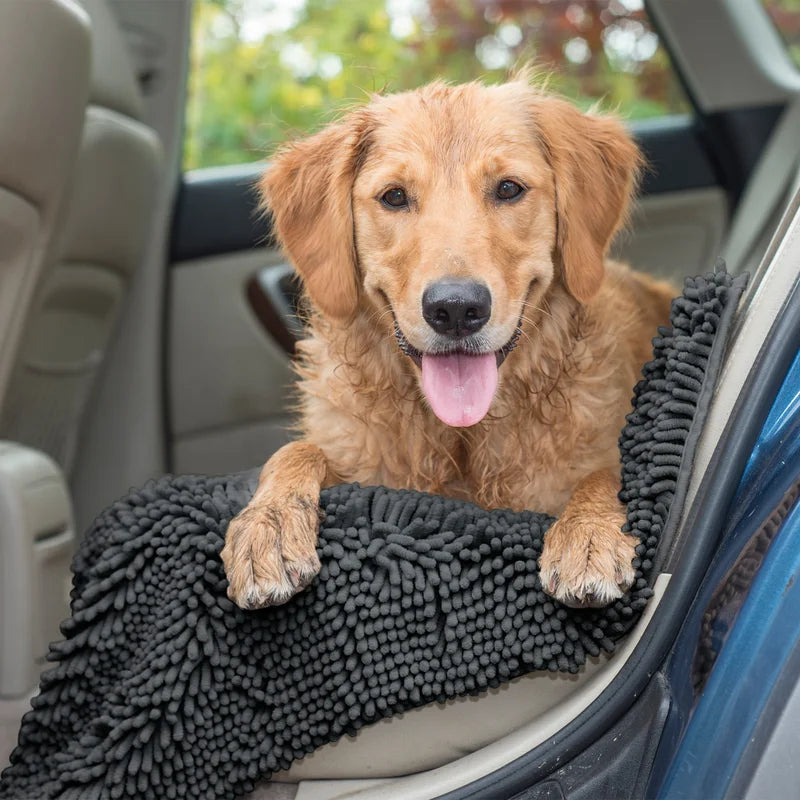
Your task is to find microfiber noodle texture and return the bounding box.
[1,265,747,800]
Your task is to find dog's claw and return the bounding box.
[286,556,320,592]
[539,515,636,609]
[221,499,321,610]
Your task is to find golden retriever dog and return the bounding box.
[221,74,675,611]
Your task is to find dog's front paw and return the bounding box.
[539,512,636,608]
[220,496,321,610]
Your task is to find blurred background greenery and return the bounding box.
[764,0,800,67]
[183,0,800,170]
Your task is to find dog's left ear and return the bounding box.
[259,111,371,322]
[532,97,642,304]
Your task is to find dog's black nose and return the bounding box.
[422,279,491,337]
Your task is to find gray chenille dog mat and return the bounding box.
[0,265,747,799]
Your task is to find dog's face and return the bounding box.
[262,78,641,427]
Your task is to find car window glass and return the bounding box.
[185,0,690,170]
[761,0,800,68]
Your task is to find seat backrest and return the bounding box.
[0,0,163,476]
[0,0,91,415]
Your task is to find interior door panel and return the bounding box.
[169,249,295,475]
[167,116,741,475]
[611,186,728,282]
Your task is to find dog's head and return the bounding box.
[261,77,641,427]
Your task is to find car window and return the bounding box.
[184,0,690,170]
[761,0,800,68]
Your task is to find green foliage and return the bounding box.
[184,0,691,170]
[762,0,800,68]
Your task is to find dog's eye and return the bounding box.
[496,180,524,201]
[381,187,408,208]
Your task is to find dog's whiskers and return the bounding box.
[367,306,395,327]
[521,299,555,321]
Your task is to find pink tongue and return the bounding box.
[421,352,498,427]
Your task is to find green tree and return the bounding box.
[185,0,692,170]
[763,0,800,67]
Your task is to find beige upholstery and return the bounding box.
[0,0,163,476]
[0,0,91,413]
[0,0,89,771]
[0,442,74,699]
[272,656,611,781]
[85,0,146,121]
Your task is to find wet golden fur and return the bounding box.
[221,76,675,610]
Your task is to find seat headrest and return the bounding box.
[80,0,145,120]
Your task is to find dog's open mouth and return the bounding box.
[394,321,521,428]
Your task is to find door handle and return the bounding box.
[246,263,304,355]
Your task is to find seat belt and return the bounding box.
[723,98,800,274]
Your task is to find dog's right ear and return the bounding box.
[259,112,370,322]
[530,96,641,305]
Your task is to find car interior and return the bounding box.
[1,0,800,797]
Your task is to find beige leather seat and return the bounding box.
[0,0,91,415]
[0,0,91,768]
[0,0,163,477]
